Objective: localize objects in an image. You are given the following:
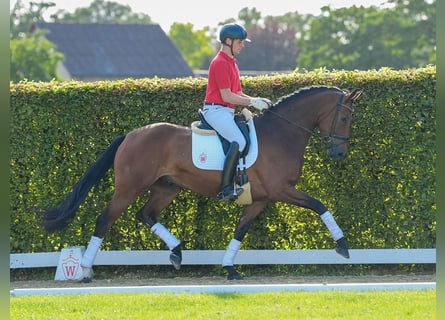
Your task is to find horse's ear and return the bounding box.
[347,89,362,103]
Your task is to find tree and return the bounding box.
[237,20,299,71]
[296,0,435,70]
[235,9,300,71]
[10,0,154,82]
[238,7,261,28]
[169,23,215,70]
[50,0,152,24]
[386,0,436,66]
[10,1,65,82]
[10,29,64,82]
[10,0,56,38]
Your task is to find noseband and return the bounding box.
[265,92,354,146]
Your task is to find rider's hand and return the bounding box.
[250,97,272,111]
[260,97,272,106]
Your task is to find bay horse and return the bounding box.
[42,85,362,282]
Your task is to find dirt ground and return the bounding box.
[10,270,436,289]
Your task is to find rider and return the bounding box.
[202,23,272,202]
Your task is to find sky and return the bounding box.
[11,0,392,32]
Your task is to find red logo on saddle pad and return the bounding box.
[199,152,207,163]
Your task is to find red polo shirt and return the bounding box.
[204,51,241,108]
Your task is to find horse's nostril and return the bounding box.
[328,147,347,160]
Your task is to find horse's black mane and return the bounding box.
[271,85,343,110]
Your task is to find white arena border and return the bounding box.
[10,249,436,269]
[10,282,436,296]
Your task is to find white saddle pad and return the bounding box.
[191,119,259,170]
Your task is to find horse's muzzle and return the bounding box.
[327,144,347,161]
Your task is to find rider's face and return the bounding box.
[230,39,245,55]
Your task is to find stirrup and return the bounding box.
[218,186,244,202]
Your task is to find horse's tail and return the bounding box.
[41,135,126,233]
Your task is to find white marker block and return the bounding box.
[54,247,85,281]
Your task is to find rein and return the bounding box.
[264,93,353,145]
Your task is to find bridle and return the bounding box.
[264,92,354,146]
[322,93,354,145]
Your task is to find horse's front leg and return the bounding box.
[279,187,350,259]
[222,201,268,280]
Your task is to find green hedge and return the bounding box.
[10,67,436,253]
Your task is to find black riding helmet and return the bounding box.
[219,23,250,55]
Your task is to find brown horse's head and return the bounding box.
[319,88,362,160]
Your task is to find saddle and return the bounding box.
[196,108,252,158]
[193,108,254,204]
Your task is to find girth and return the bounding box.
[197,109,251,158]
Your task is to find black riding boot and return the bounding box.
[218,142,244,201]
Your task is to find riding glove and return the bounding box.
[250,97,272,111]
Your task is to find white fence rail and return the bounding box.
[10,249,435,269]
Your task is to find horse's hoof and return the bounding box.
[224,266,243,281]
[335,237,350,259]
[169,244,182,270]
[81,277,92,283]
[335,246,350,259]
[81,266,94,283]
[169,253,182,270]
[227,273,243,280]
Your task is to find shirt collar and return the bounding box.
[218,50,236,62]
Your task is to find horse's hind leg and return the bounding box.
[81,188,139,282]
[136,177,183,270]
[222,200,268,280]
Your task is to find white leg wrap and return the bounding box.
[320,211,344,241]
[222,239,241,267]
[151,222,180,250]
[81,236,103,268]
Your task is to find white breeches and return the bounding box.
[202,104,246,152]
